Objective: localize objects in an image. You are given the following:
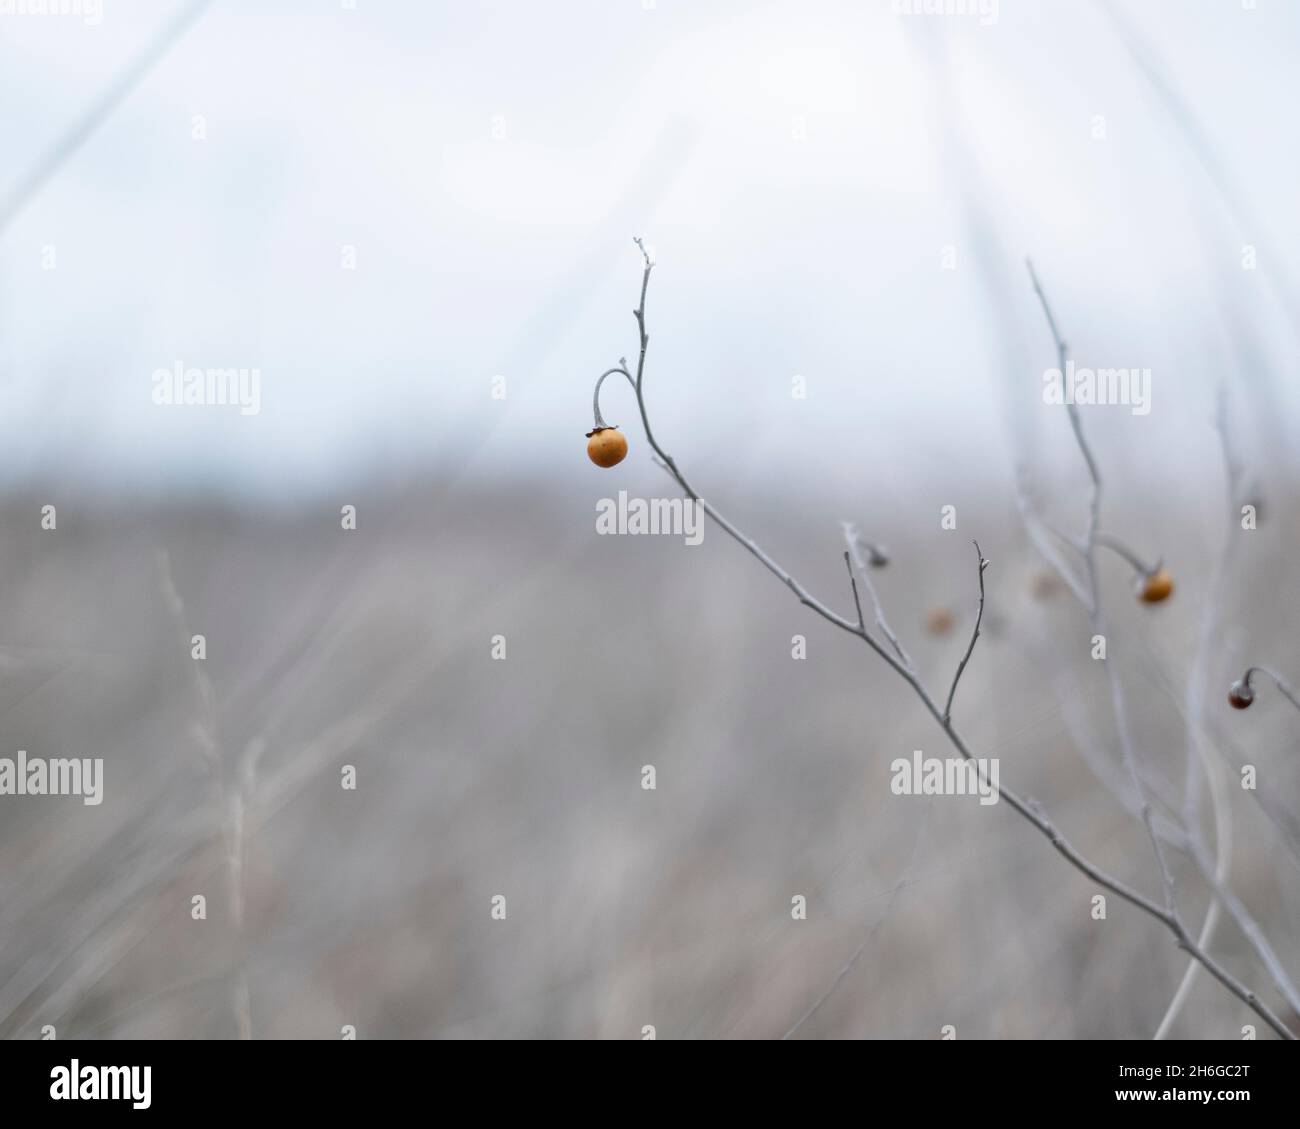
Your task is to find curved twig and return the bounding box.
[591,365,636,431]
[1236,667,1300,714]
[1095,532,1160,578]
[612,241,1295,1040]
[1026,258,1181,927]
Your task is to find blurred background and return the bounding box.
[0,0,1297,1038]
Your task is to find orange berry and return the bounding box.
[1138,567,1174,604]
[587,427,628,468]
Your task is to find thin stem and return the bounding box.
[1160,392,1243,1037]
[1242,667,1300,714]
[591,365,636,431]
[1026,258,1182,929]
[621,243,1294,1039]
[1095,532,1158,577]
[943,542,988,724]
[1025,260,1100,556]
[843,552,866,633]
[843,523,913,670]
[1016,490,1092,606]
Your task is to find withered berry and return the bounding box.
[1227,680,1255,710]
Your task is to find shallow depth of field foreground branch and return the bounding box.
[586,239,1297,1041]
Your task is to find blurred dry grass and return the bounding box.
[0,473,1297,1039]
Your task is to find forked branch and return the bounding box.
[587,241,1296,1040]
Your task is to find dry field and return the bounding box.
[1,462,1296,1039]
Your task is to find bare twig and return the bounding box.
[598,242,1296,1039]
[943,541,987,724]
[1025,261,1100,565]
[1029,385,1300,1032]
[1110,598,1300,1021]
[1026,259,1182,928]
[1186,832,1300,1016]
[1095,532,1159,578]
[843,552,866,633]
[590,366,636,431]
[1158,729,1230,1040]
[1159,389,1241,1038]
[1016,473,1091,606]
[843,523,913,670]
[1024,266,1300,1032]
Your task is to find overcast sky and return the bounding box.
[0,0,1296,500]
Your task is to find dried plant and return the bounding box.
[157,549,256,1040]
[586,239,1296,1040]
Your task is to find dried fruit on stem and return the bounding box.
[1227,679,1255,710]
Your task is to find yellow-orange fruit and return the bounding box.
[587,427,628,468]
[1138,568,1174,604]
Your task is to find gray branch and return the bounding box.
[622,243,1294,1040]
[1026,258,1182,929]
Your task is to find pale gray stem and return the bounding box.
[843,522,913,670]
[628,242,1294,1039]
[1095,532,1158,577]
[1026,258,1182,930]
[591,366,636,431]
[1190,835,1300,1016]
[844,552,866,632]
[1242,667,1300,714]
[1161,391,1240,1038]
[943,541,987,724]
[1015,474,1091,606]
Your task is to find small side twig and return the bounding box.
[1094,532,1159,577]
[1026,258,1182,927]
[843,552,866,633]
[843,523,913,670]
[943,541,988,724]
[598,242,1295,1040]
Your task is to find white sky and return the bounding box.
[0,0,1296,499]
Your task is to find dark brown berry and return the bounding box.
[1227,680,1254,710]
